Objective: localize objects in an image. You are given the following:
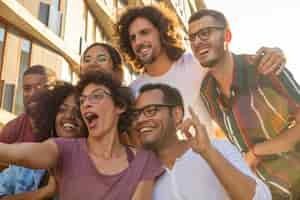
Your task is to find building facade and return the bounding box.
[0,0,205,124]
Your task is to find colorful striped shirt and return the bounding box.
[200,54,300,197]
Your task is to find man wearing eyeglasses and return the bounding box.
[189,9,300,199]
[116,5,286,139]
[132,83,271,200]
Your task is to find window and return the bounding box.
[61,63,72,82]
[0,24,6,71]
[14,39,31,114]
[79,36,83,55]
[2,84,15,112]
[38,1,62,36]
[38,2,50,26]
[52,0,60,11]
[48,5,62,35]
[0,24,6,106]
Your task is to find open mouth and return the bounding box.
[84,112,99,128]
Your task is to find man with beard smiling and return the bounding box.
[189,9,300,199]
[132,83,271,200]
[0,65,56,171]
[0,65,56,144]
[116,5,286,139]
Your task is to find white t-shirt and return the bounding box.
[153,140,271,200]
[130,52,213,136]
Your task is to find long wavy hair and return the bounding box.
[116,4,185,72]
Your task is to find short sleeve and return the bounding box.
[0,118,19,143]
[140,150,164,180]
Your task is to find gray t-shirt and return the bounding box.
[53,138,164,200]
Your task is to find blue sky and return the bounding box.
[206,0,300,82]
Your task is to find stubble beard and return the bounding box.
[143,117,177,154]
[138,52,156,65]
[200,40,226,69]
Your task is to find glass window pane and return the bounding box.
[0,25,6,106]
[21,39,31,52]
[0,25,5,68]
[14,39,31,115]
[52,0,60,11]
[0,27,5,40]
[2,83,15,112]
[38,2,50,25]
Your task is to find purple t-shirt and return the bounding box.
[53,138,164,200]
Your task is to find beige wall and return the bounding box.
[63,0,85,55]
[63,0,110,59]
[1,28,22,85]
[18,0,41,17]
[31,43,63,77]
[86,10,95,46]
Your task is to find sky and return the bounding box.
[205,0,300,82]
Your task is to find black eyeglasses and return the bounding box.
[132,104,176,120]
[186,26,225,42]
[79,88,111,106]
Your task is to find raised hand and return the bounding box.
[244,150,260,173]
[177,106,212,156]
[255,47,286,75]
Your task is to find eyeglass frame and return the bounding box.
[186,26,225,43]
[131,104,177,120]
[79,88,112,106]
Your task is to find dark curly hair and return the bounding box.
[76,70,134,134]
[28,81,87,141]
[80,42,124,81]
[116,4,185,72]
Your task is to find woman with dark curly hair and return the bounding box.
[30,81,87,139]
[80,42,139,146]
[0,71,163,200]
[80,42,124,82]
[0,81,86,200]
